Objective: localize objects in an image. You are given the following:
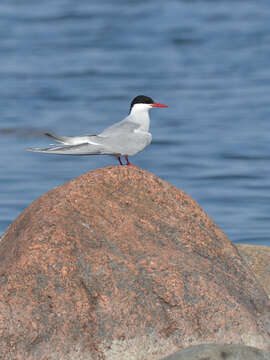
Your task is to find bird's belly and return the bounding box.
[103,132,152,156]
[124,132,152,155]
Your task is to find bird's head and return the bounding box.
[129,95,168,114]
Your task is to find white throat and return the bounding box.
[129,103,151,132]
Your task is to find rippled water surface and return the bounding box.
[1,0,270,245]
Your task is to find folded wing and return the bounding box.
[26,143,109,155]
[45,132,98,145]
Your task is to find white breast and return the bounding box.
[129,103,151,132]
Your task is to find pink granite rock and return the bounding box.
[237,244,270,297]
[0,166,269,360]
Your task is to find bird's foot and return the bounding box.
[118,156,123,165]
[125,156,135,166]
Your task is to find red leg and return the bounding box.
[118,156,123,165]
[125,156,135,166]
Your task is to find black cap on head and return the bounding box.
[129,95,154,113]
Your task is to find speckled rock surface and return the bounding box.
[0,166,270,360]
[237,244,270,297]
[161,344,270,360]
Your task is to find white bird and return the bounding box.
[27,95,168,166]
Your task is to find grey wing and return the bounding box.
[100,119,139,137]
[26,143,110,155]
[98,119,151,156]
[45,132,98,145]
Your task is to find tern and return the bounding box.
[27,95,168,166]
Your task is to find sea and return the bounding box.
[1,0,270,246]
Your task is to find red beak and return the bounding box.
[151,102,168,108]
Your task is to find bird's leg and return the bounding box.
[125,156,135,166]
[118,156,123,165]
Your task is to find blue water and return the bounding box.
[1,0,270,246]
